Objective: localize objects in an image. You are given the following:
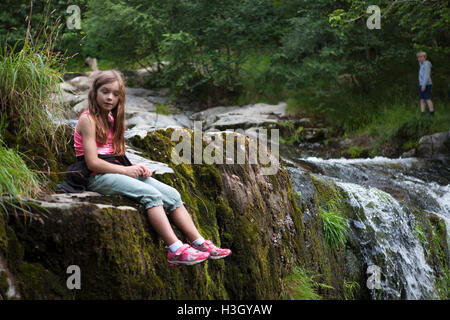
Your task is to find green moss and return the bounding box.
[16,262,70,299]
[342,145,369,158]
[6,225,24,273]
[413,222,427,245]
[278,122,304,146]
[155,103,179,115]
[411,207,449,299]
[301,174,365,299]
[311,175,341,210]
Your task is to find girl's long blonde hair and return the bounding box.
[86,70,127,156]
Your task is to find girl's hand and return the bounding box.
[123,164,146,178]
[127,163,152,178]
[138,164,153,178]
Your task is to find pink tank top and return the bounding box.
[74,109,115,157]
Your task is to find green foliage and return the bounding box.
[437,266,450,300]
[343,145,369,159]
[0,39,67,151]
[257,0,450,145]
[0,141,42,199]
[278,121,304,146]
[82,0,164,68]
[0,140,45,218]
[414,222,427,245]
[363,97,450,154]
[320,205,348,251]
[77,0,287,101]
[234,49,289,105]
[281,266,333,300]
[343,279,360,300]
[286,81,450,155]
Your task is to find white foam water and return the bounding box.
[334,180,439,299]
[294,156,449,299]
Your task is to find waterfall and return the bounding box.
[333,180,438,299]
[285,156,449,299]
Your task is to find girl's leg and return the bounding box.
[147,205,179,245]
[169,204,202,243]
[137,176,231,260]
[169,203,232,260]
[87,173,212,266]
[87,173,180,246]
[137,176,202,242]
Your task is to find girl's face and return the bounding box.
[96,81,120,114]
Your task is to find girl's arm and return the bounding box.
[77,114,143,177]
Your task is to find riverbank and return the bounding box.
[63,57,450,160]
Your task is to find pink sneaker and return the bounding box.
[167,244,210,267]
[191,240,232,260]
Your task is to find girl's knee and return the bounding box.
[165,189,184,212]
[142,191,164,210]
[167,187,182,202]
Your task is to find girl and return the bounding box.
[74,70,231,266]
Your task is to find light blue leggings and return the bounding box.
[87,173,184,213]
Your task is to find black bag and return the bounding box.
[55,154,132,193]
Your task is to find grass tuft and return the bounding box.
[281,266,333,300]
[0,39,68,152]
[320,206,348,251]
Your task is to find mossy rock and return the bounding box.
[1,128,308,299]
[411,207,449,299]
[296,174,370,299]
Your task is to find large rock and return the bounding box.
[416,131,450,158]
[0,129,307,299]
[190,102,289,130]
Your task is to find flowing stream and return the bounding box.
[283,155,449,299]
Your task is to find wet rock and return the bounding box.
[67,75,96,92]
[416,131,450,158]
[401,148,416,158]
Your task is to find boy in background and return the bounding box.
[417,51,434,117]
